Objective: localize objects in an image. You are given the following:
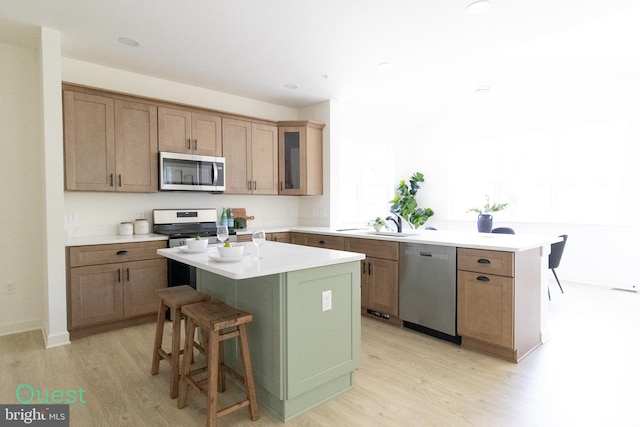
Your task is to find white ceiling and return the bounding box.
[2,0,640,123]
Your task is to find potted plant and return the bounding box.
[389,172,434,231]
[467,195,509,233]
[367,217,389,232]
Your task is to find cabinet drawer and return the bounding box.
[344,237,398,261]
[457,248,514,277]
[302,234,344,250]
[68,241,166,267]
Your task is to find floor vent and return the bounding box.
[366,309,390,319]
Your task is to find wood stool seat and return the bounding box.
[151,285,211,399]
[178,300,259,427]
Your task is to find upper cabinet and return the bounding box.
[222,118,278,195]
[63,87,158,193]
[278,121,325,195]
[158,107,222,156]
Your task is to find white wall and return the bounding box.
[0,41,45,336]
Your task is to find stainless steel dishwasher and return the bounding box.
[399,243,459,343]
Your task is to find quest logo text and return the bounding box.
[1,383,86,426]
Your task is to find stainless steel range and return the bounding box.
[153,208,235,289]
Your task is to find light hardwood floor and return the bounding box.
[2,280,639,426]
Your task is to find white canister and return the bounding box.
[119,221,134,236]
[134,219,149,235]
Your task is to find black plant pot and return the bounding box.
[477,213,493,233]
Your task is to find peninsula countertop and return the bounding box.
[157,241,365,280]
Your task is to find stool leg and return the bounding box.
[238,324,260,421]
[206,329,220,427]
[169,307,182,399]
[218,337,225,393]
[151,300,166,375]
[178,317,196,409]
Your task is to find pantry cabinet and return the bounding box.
[222,118,278,195]
[278,121,324,195]
[63,87,158,193]
[66,241,167,339]
[158,107,222,156]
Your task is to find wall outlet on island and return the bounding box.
[322,290,332,312]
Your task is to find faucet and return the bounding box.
[386,214,402,233]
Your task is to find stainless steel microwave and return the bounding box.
[159,152,225,192]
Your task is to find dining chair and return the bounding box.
[548,234,568,300]
[491,227,515,234]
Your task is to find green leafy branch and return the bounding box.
[389,172,434,229]
[466,194,509,214]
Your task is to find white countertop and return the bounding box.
[157,241,365,280]
[65,233,168,246]
[288,227,562,252]
[66,226,560,253]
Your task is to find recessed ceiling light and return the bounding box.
[377,62,393,70]
[284,83,299,89]
[467,0,492,15]
[118,37,140,47]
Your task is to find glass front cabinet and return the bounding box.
[278,121,325,195]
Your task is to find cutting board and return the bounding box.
[232,208,254,220]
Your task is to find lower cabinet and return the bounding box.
[344,237,400,325]
[66,241,167,338]
[457,247,541,362]
[235,232,290,243]
[290,232,343,250]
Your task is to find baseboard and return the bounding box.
[0,319,42,338]
[43,329,70,348]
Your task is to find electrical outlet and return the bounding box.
[2,281,16,295]
[322,290,332,312]
[67,211,77,223]
[137,211,145,219]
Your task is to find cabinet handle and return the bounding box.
[362,261,366,274]
[476,276,490,282]
[193,138,197,150]
[126,267,130,282]
[280,182,283,191]
[247,181,251,190]
[186,138,191,149]
[109,173,114,187]
[253,181,257,190]
[118,174,122,187]
[117,268,121,283]
[116,250,128,256]
[368,262,372,275]
[477,258,491,264]
[318,240,325,245]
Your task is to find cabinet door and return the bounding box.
[158,107,191,154]
[278,126,305,195]
[123,259,167,317]
[222,118,252,194]
[115,100,158,192]
[69,263,123,328]
[63,91,115,191]
[251,123,279,195]
[363,257,398,316]
[457,271,514,348]
[192,112,222,156]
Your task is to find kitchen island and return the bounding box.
[157,241,365,421]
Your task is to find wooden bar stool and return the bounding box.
[151,285,211,399]
[178,300,259,427]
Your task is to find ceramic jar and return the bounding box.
[119,221,134,236]
[134,219,149,235]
